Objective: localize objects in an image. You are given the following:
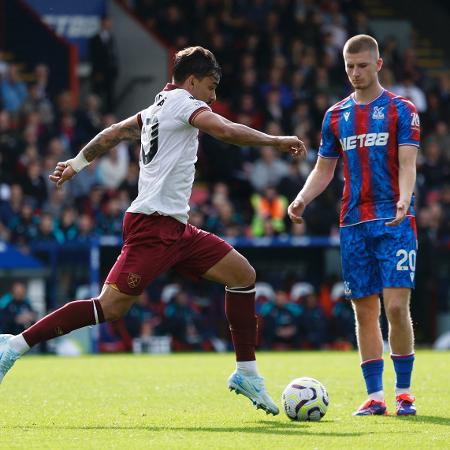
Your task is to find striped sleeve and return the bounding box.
[318,109,340,158]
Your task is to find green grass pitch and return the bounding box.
[1,351,449,449]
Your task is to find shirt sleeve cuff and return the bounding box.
[189,107,210,125]
[318,154,340,159]
[398,142,420,148]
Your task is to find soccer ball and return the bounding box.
[281,377,329,421]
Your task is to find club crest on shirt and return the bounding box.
[127,273,142,289]
[343,281,352,297]
[372,106,384,120]
[343,111,350,122]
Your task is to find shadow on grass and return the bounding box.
[6,421,364,437]
[392,415,450,426]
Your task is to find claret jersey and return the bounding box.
[127,84,210,223]
[318,89,420,226]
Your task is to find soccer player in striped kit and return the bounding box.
[0,47,306,415]
[288,35,419,416]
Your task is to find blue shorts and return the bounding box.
[340,218,418,300]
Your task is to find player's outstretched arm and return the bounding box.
[386,144,418,226]
[49,115,141,187]
[191,110,306,157]
[288,156,337,224]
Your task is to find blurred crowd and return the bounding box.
[0,279,355,352]
[0,0,449,350]
[97,278,358,353]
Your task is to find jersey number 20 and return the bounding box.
[396,249,416,272]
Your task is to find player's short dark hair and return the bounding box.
[172,46,221,84]
[343,34,379,58]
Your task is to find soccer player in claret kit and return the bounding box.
[0,47,306,415]
[288,35,419,416]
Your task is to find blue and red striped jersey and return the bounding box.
[319,89,420,227]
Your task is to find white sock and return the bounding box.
[395,387,411,396]
[236,360,258,375]
[368,390,385,402]
[9,334,30,354]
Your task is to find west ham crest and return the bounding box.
[127,273,142,289]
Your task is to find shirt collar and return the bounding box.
[163,83,180,91]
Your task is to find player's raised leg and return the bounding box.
[384,288,416,416]
[352,296,387,416]
[0,285,136,383]
[203,249,279,415]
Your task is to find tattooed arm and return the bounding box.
[82,115,141,162]
[49,114,141,187]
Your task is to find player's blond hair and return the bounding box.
[343,34,379,58]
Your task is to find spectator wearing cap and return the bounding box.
[290,282,315,303]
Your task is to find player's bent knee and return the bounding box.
[203,250,256,287]
[102,302,134,322]
[98,285,136,322]
[232,263,256,288]
[244,264,256,286]
[102,306,125,322]
[224,252,256,287]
